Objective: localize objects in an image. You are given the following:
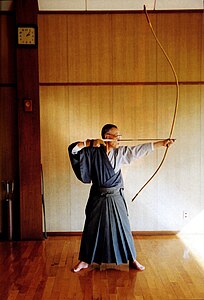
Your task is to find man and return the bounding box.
[68,124,175,272]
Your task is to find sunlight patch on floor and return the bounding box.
[178,210,204,268]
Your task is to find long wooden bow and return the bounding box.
[132,6,179,201]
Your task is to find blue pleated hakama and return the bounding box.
[68,142,153,265]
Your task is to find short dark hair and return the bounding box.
[101,124,117,139]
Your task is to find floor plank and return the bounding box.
[1,235,204,299]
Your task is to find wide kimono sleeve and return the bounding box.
[68,142,92,183]
[118,143,154,165]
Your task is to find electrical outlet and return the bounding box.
[183,211,189,219]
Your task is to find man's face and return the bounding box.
[105,127,122,148]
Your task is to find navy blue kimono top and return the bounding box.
[68,142,123,188]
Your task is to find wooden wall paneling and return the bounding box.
[18,77,42,239]
[68,86,115,231]
[16,0,42,239]
[137,13,157,83]
[156,85,182,230]
[68,86,92,141]
[89,86,114,132]
[112,85,158,139]
[128,86,158,230]
[67,15,92,83]
[182,85,202,223]
[38,15,68,83]
[111,13,157,83]
[0,15,16,83]
[84,14,113,82]
[38,12,204,233]
[202,14,204,81]
[68,85,99,230]
[156,13,180,83]
[178,13,203,82]
[40,85,114,231]
[111,85,157,136]
[112,86,123,129]
[200,13,204,214]
[111,85,159,230]
[155,13,203,83]
[0,88,19,236]
[68,85,112,140]
[40,86,71,231]
[111,14,137,82]
[0,15,18,239]
[134,85,164,230]
[0,88,18,186]
[164,85,202,231]
[136,85,158,138]
[156,85,179,139]
[201,85,204,203]
[175,13,202,82]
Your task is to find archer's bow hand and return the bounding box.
[153,139,176,149]
[163,139,176,148]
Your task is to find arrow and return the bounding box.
[102,138,176,142]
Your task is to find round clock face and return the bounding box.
[18,27,36,45]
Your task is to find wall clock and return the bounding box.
[17,24,38,47]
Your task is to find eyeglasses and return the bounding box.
[106,132,122,139]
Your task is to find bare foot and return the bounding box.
[73,261,89,273]
[129,260,145,271]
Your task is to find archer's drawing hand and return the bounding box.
[84,139,105,147]
[92,139,106,147]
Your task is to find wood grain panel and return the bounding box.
[40,87,72,231]
[0,88,19,236]
[111,13,157,83]
[0,15,16,83]
[40,85,114,231]
[156,13,180,83]
[16,0,42,239]
[40,82,203,232]
[112,85,157,137]
[157,13,203,82]
[178,13,203,82]
[40,84,178,231]
[68,85,114,141]
[38,12,204,233]
[89,86,114,130]
[38,15,68,83]
[112,85,160,230]
[67,14,113,83]
[0,14,18,238]
[39,12,203,84]
[156,85,202,230]
[202,16,204,81]
[0,88,18,180]
[201,86,204,200]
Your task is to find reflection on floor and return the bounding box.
[0,235,204,299]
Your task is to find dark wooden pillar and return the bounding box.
[16,0,42,239]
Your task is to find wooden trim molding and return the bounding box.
[39,81,204,86]
[46,231,179,237]
[16,0,43,240]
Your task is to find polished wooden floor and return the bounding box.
[0,235,204,300]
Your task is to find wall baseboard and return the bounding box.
[46,231,179,237]
[132,231,179,236]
